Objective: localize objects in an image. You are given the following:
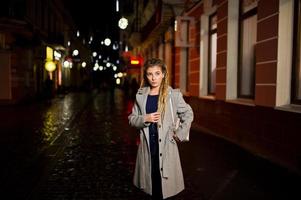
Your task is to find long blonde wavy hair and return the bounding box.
[141,58,169,120]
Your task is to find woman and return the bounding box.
[128,58,194,199]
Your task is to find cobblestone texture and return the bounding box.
[1,89,301,200]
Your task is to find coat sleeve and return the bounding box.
[174,91,194,141]
[128,100,151,129]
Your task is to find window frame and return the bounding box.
[291,0,301,104]
[237,2,257,99]
[208,12,217,95]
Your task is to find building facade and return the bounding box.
[0,0,91,104]
[123,0,301,174]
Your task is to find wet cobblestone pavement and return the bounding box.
[1,89,301,200]
[0,92,94,199]
[28,91,148,200]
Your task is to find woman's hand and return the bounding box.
[173,134,180,142]
[144,112,161,123]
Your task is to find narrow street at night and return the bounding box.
[1,1,301,199]
[0,89,300,200]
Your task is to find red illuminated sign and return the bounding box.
[130,59,140,65]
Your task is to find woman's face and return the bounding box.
[146,65,164,89]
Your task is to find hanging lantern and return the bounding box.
[45,60,56,72]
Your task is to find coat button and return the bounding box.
[160,153,162,157]
[158,124,161,128]
[159,139,161,142]
[160,168,163,171]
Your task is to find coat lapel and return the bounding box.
[136,86,149,115]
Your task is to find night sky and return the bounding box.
[62,0,120,44]
[60,0,123,67]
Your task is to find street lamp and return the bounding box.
[72,49,79,56]
[45,46,56,72]
[104,38,111,46]
[45,60,56,72]
[63,60,70,68]
[118,17,128,29]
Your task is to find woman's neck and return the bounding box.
[149,87,159,95]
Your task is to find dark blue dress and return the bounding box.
[146,94,163,199]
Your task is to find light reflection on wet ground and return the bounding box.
[28,89,147,200]
[0,92,95,198]
[2,89,301,200]
[3,93,91,150]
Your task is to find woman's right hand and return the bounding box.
[144,112,161,123]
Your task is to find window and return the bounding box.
[208,13,217,95]
[200,6,217,97]
[184,20,190,93]
[175,16,193,93]
[292,0,301,104]
[238,0,258,98]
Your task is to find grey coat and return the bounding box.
[128,86,194,199]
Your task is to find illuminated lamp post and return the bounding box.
[104,38,111,46]
[45,46,56,79]
[45,60,56,72]
[118,17,128,30]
